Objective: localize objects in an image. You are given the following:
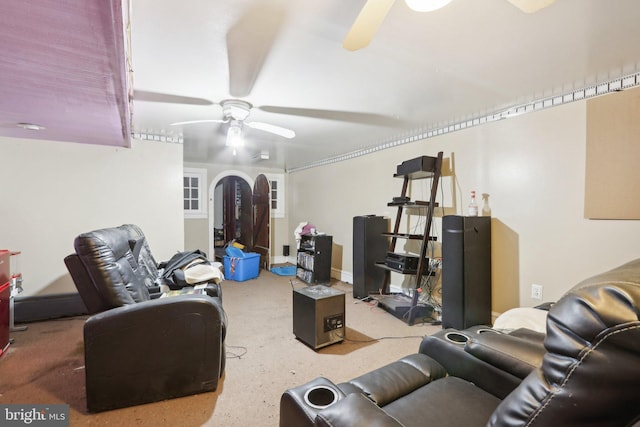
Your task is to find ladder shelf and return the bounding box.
[373,152,443,325]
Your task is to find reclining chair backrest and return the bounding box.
[73,226,152,309]
[64,253,112,314]
[489,265,640,426]
[117,224,160,285]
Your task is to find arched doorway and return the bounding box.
[208,171,271,268]
[209,171,254,261]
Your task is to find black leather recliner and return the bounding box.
[64,224,227,412]
[280,259,640,426]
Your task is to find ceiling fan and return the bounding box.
[343,0,557,51]
[135,2,407,156]
[170,99,295,155]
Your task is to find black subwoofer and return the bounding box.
[293,285,345,350]
[442,215,492,329]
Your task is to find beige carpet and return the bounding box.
[0,270,440,426]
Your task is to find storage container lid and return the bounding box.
[225,246,246,258]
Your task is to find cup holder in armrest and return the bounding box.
[444,332,470,345]
[304,385,340,410]
[475,328,501,334]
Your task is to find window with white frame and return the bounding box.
[265,173,285,218]
[183,168,207,219]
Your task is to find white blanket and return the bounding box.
[183,261,224,284]
[493,307,548,333]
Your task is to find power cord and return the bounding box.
[330,328,425,343]
[226,345,248,359]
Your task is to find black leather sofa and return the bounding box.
[65,224,227,412]
[280,258,640,426]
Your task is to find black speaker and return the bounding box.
[293,285,345,350]
[353,215,388,299]
[441,215,492,329]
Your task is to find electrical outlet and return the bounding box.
[531,284,543,300]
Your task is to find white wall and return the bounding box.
[0,137,184,296]
[183,162,290,262]
[288,100,640,313]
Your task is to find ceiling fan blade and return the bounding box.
[342,0,396,51]
[257,105,408,127]
[246,121,295,139]
[133,90,214,106]
[170,119,227,126]
[506,0,555,13]
[226,3,287,98]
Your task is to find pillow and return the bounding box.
[493,307,548,333]
[184,262,224,284]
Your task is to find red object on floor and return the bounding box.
[0,249,9,285]
[0,281,10,357]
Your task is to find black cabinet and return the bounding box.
[297,234,332,284]
[441,215,492,329]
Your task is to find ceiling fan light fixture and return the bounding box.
[226,120,244,152]
[404,0,452,12]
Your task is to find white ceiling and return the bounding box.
[3,0,640,171]
[129,0,640,170]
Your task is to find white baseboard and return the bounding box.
[331,268,353,284]
[275,262,353,284]
[271,255,292,265]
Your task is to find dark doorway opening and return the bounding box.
[214,176,252,255]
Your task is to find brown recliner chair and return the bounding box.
[280,259,640,426]
[65,224,226,412]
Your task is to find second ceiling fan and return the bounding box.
[343,0,557,51]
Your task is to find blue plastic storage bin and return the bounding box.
[223,252,260,281]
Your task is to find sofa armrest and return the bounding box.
[203,282,222,300]
[465,330,545,379]
[419,333,521,399]
[509,327,546,343]
[315,393,404,427]
[280,377,347,427]
[85,293,226,336]
[338,353,446,407]
[83,294,226,412]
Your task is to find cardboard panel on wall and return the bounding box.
[585,86,640,219]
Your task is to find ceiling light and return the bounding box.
[226,121,244,155]
[16,122,46,131]
[404,0,452,12]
